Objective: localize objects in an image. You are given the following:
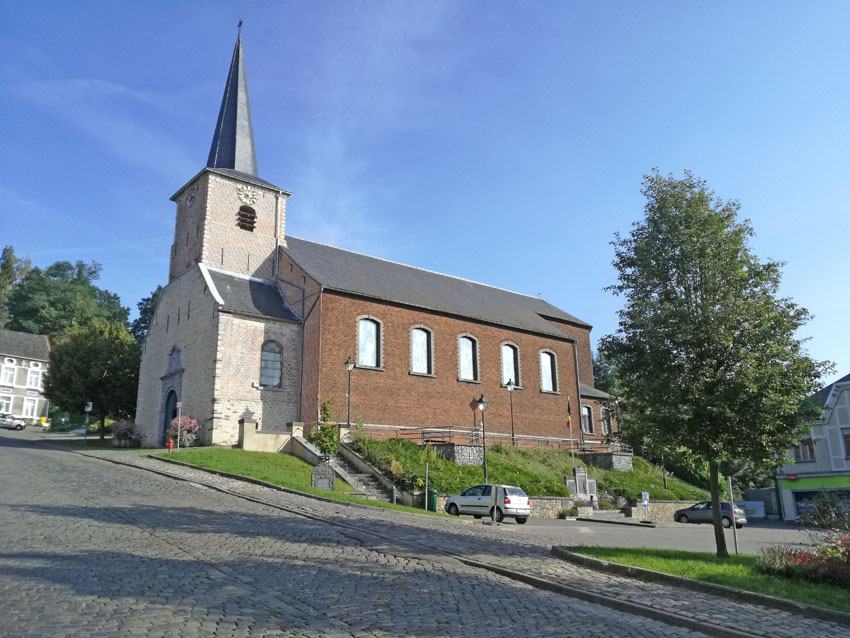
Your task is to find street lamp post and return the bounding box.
[477,394,489,480]
[505,379,516,446]
[345,356,356,427]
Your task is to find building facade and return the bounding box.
[0,329,50,422]
[135,35,615,449]
[776,372,850,520]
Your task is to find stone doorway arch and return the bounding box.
[161,390,178,446]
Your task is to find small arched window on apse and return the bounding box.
[539,350,558,393]
[237,205,257,232]
[500,343,520,387]
[260,341,283,387]
[410,326,433,375]
[358,317,381,368]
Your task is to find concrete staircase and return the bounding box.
[333,453,395,502]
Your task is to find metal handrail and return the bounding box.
[355,423,632,454]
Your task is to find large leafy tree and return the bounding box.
[130,285,164,344]
[600,170,828,557]
[7,260,128,337]
[44,320,140,439]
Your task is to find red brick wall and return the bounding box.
[277,248,323,424]
[314,291,608,441]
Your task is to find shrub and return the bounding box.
[168,415,200,447]
[307,424,340,457]
[797,492,850,531]
[112,419,141,447]
[390,459,403,475]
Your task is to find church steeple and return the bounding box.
[207,30,258,176]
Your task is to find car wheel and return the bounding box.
[721,516,732,529]
[736,523,744,529]
[447,503,459,516]
[515,517,528,525]
[489,507,505,523]
[473,515,482,519]
[677,515,689,524]
[15,424,23,430]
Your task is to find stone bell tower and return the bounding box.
[168,31,291,283]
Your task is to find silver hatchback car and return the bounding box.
[444,484,532,524]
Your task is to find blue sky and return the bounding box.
[1,2,848,384]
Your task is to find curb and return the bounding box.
[576,516,657,528]
[551,546,850,629]
[148,454,463,523]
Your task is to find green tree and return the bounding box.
[0,246,30,329]
[44,319,140,439]
[600,170,828,557]
[130,285,164,344]
[7,260,128,337]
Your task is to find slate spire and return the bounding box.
[207,31,258,176]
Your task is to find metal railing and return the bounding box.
[353,422,632,455]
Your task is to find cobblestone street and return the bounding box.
[1,432,846,637]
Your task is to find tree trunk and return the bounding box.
[709,459,729,558]
[99,415,105,440]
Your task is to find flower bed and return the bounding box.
[759,531,850,588]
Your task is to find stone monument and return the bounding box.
[311,462,335,492]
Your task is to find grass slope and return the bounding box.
[353,437,709,501]
[568,546,850,614]
[156,448,450,517]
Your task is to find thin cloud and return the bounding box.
[13,77,196,179]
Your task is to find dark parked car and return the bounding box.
[674,501,747,529]
[0,414,26,430]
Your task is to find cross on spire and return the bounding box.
[238,12,243,37]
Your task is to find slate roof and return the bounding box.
[207,35,258,176]
[812,371,850,408]
[282,237,590,341]
[580,382,613,401]
[0,329,50,361]
[205,268,299,322]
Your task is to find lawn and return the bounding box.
[156,448,451,517]
[567,546,850,614]
[352,437,709,501]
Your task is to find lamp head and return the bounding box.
[345,356,356,372]
[505,379,516,392]
[477,394,489,411]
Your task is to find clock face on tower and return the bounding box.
[185,187,197,208]
[237,184,259,205]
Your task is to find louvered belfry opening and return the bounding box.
[237,205,256,231]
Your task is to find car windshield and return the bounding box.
[505,487,527,497]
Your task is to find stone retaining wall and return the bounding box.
[624,500,700,522]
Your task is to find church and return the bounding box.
[135,34,616,450]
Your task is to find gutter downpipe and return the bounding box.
[274,192,281,277]
[572,339,585,449]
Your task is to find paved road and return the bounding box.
[0,431,703,638]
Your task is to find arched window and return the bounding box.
[237,205,257,231]
[260,341,283,387]
[501,343,520,386]
[358,318,381,368]
[539,350,557,392]
[581,405,594,435]
[458,335,478,382]
[410,327,433,375]
[601,407,612,436]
